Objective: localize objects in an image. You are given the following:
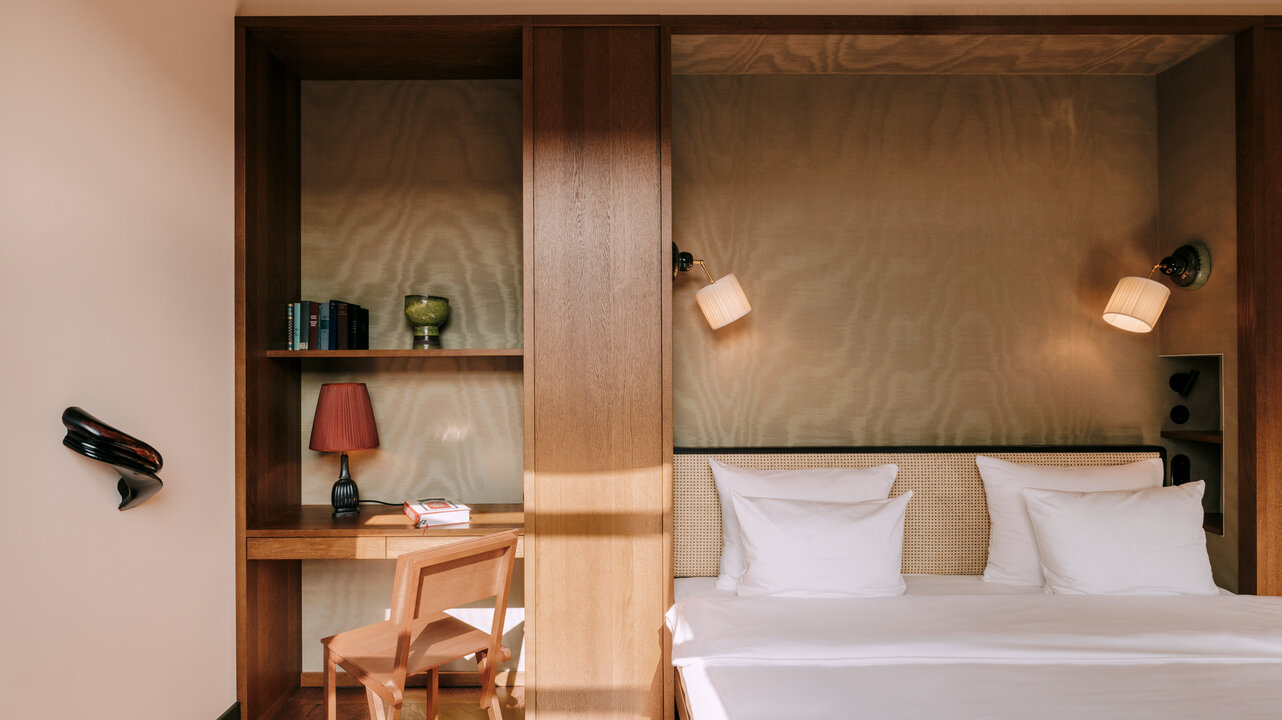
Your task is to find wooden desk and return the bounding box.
[246,503,524,560]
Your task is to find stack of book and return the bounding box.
[403,498,472,527]
[286,300,370,350]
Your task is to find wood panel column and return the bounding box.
[1236,25,1282,595]
[527,25,669,719]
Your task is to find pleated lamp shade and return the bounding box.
[1102,276,1171,333]
[695,273,752,329]
[309,383,380,452]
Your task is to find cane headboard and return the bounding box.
[673,446,1165,577]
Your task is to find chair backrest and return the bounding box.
[388,531,519,628]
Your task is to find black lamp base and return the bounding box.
[331,452,361,517]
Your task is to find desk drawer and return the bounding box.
[247,537,388,559]
[387,535,525,559]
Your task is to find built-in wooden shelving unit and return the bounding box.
[236,16,529,720]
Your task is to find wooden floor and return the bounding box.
[270,686,524,720]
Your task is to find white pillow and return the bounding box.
[709,459,898,591]
[731,492,912,598]
[976,455,1163,586]
[1023,482,1217,595]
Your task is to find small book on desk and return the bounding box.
[404,498,471,527]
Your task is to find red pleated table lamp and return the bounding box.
[309,382,380,517]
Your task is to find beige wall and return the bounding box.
[673,73,1165,448]
[0,1,236,718]
[1157,39,1238,588]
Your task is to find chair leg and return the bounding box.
[323,648,338,720]
[365,687,388,720]
[485,693,503,720]
[476,650,502,719]
[424,668,439,720]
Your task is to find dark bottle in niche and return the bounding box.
[1172,454,1192,485]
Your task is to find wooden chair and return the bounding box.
[322,531,519,720]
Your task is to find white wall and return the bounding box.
[0,1,237,718]
[1,2,1277,719]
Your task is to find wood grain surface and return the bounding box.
[529,26,667,720]
[671,72,1165,450]
[672,34,1224,76]
[237,28,304,720]
[1155,38,1238,589]
[240,19,524,81]
[1236,27,1282,596]
[263,684,523,720]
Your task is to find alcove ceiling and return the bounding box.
[671,34,1226,75]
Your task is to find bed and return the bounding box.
[668,447,1282,720]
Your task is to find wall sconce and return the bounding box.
[309,382,380,517]
[1102,241,1211,333]
[61,406,164,510]
[673,243,752,329]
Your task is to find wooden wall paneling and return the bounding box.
[659,26,675,720]
[1236,25,1260,594]
[237,17,527,80]
[1155,38,1238,588]
[237,28,303,719]
[520,18,537,719]
[663,15,1264,37]
[671,34,1223,76]
[530,25,666,719]
[1236,25,1282,595]
[533,15,662,27]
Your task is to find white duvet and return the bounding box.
[668,592,1282,667]
[668,579,1282,719]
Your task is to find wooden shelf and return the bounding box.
[266,348,523,359]
[246,504,524,560]
[1160,429,1223,444]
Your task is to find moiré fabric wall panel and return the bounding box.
[672,74,1164,448]
[1157,39,1238,589]
[298,358,523,504]
[298,80,524,505]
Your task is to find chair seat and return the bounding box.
[323,614,493,694]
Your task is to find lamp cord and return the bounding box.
[359,499,401,506]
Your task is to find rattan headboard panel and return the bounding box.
[673,447,1164,577]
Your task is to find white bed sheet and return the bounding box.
[669,575,1282,719]
[677,661,1282,720]
[674,573,1044,602]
